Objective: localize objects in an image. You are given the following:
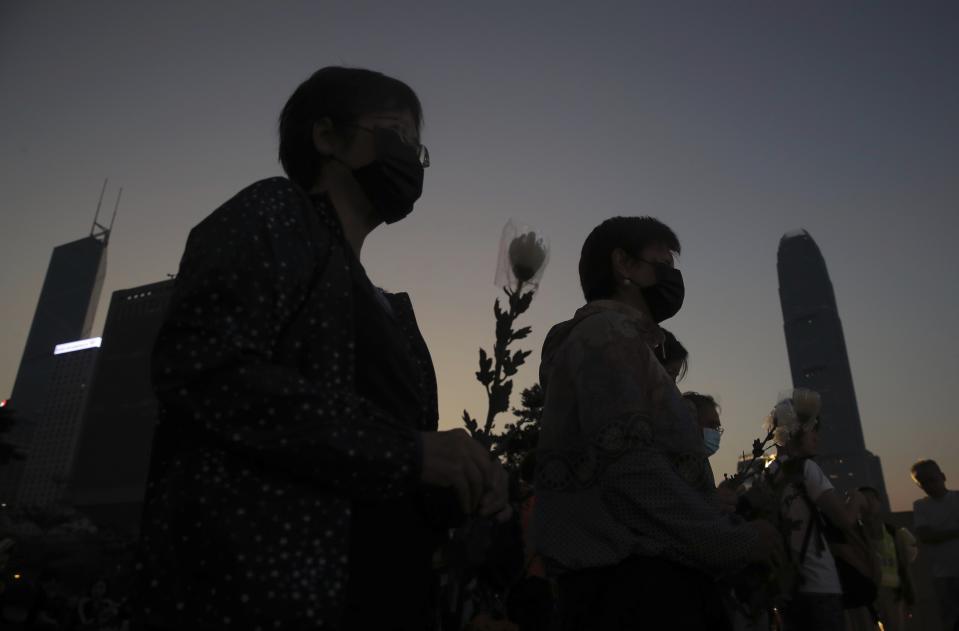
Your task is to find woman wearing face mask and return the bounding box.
[134,67,509,631]
[530,217,783,631]
[683,392,723,457]
[684,391,742,517]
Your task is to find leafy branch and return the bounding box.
[462,224,549,472]
[462,286,535,452]
[723,429,776,490]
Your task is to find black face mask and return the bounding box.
[350,127,424,224]
[639,260,685,323]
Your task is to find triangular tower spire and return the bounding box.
[90,179,120,244]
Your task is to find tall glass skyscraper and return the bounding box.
[0,234,108,503]
[778,229,888,506]
[15,339,100,506]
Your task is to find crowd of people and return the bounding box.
[3,65,949,630]
[487,225,957,631]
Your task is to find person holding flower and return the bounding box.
[531,216,781,630]
[763,389,870,631]
[135,66,509,631]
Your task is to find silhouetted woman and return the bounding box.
[134,67,508,631]
[531,217,781,630]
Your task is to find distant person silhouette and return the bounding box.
[134,66,509,631]
[911,459,959,631]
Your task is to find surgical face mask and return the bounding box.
[638,260,685,323]
[703,427,722,456]
[348,126,425,224]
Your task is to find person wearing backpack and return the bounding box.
[764,389,870,631]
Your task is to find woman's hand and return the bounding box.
[420,429,508,517]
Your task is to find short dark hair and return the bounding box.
[278,66,423,190]
[578,217,680,302]
[911,459,941,480]
[682,391,720,418]
[657,328,689,381]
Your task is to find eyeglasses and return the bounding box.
[350,125,430,168]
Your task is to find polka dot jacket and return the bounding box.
[134,178,442,630]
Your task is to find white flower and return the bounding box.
[763,388,821,446]
[509,232,548,283]
[494,219,550,290]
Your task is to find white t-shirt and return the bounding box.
[913,490,959,578]
[776,458,842,594]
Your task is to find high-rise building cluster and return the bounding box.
[0,218,173,533]
[0,222,892,531]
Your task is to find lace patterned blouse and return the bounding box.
[530,301,757,576]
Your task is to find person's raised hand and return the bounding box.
[420,429,499,515]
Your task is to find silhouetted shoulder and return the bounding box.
[569,308,649,350]
[196,177,310,232]
[180,177,329,270]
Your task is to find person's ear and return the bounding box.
[312,118,338,156]
[611,248,632,284]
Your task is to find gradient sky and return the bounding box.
[1,1,956,511]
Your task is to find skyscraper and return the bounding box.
[0,183,118,504]
[0,233,109,503]
[777,229,888,506]
[68,279,174,532]
[15,339,100,506]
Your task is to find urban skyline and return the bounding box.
[2,2,957,512]
[0,213,935,514]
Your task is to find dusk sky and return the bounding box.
[1,2,956,511]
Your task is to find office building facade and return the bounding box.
[68,280,174,531]
[15,340,100,506]
[0,235,108,503]
[777,229,889,506]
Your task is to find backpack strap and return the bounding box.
[782,456,825,565]
[797,497,819,565]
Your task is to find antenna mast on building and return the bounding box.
[90,179,121,244]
